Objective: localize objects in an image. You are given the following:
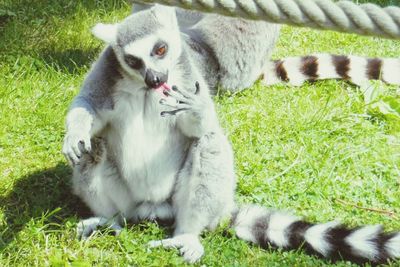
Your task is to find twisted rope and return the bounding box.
[131,0,400,39]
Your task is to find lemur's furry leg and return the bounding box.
[71,138,126,239]
[172,132,235,236]
[149,133,235,263]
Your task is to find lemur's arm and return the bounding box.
[63,47,118,165]
[63,96,107,165]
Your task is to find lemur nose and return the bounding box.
[144,68,168,89]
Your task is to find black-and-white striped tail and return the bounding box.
[262,54,400,86]
[232,205,400,265]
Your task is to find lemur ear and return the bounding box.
[152,4,178,28]
[92,23,118,44]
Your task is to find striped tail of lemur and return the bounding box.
[62,4,400,265]
[264,54,400,86]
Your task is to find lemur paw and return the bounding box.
[159,81,206,117]
[148,234,204,263]
[62,132,91,165]
[77,217,122,240]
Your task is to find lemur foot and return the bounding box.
[159,81,205,117]
[148,234,204,263]
[77,217,122,240]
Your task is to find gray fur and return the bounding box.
[117,10,160,47]
[83,47,121,110]
[187,14,280,91]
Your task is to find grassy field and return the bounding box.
[0,0,399,266]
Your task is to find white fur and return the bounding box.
[282,57,308,86]
[267,212,299,248]
[124,35,159,63]
[382,58,400,84]
[348,56,368,85]
[63,107,93,164]
[152,4,178,29]
[107,80,184,204]
[233,206,269,243]
[345,225,381,260]
[92,23,118,44]
[304,221,340,256]
[385,233,400,258]
[235,226,258,243]
[261,61,281,85]
[315,54,340,80]
[234,205,270,229]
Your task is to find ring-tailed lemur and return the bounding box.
[63,4,400,265]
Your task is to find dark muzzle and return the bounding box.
[144,69,168,89]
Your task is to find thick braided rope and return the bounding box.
[131,0,400,39]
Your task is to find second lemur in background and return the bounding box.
[150,4,400,91]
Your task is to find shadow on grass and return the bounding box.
[2,0,128,22]
[0,0,129,72]
[0,162,176,253]
[0,163,91,250]
[39,48,99,74]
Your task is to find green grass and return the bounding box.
[1,0,399,266]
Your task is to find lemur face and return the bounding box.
[119,31,179,89]
[91,5,182,90]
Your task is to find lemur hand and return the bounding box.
[62,131,91,166]
[159,81,206,117]
[159,81,217,138]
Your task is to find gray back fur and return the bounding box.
[185,13,280,91]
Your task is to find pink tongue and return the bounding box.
[155,83,171,96]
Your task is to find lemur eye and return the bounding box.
[156,46,166,56]
[124,55,143,69]
[154,43,167,57]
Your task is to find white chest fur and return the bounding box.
[104,81,187,204]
